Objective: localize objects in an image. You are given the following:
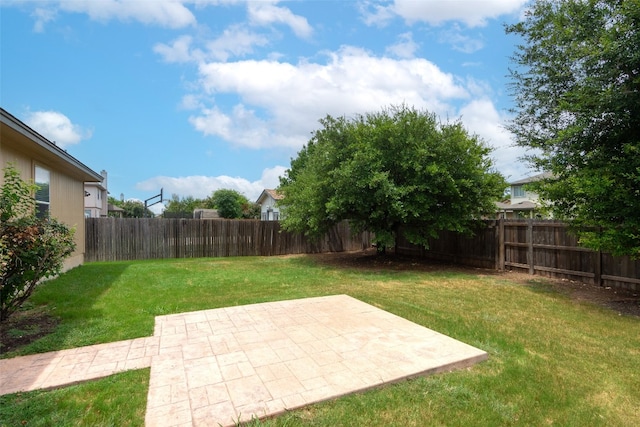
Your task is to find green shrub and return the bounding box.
[1,164,76,321]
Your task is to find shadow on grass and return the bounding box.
[300,249,498,279]
[521,279,558,295]
[0,262,130,358]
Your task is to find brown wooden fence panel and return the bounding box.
[395,222,497,269]
[85,218,372,262]
[601,253,640,291]
[396,219,639,291]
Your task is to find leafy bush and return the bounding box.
[1,164,76,321]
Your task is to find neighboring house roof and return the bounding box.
[1,108,102,182]
[495,201,510,210]
[509,171,553,186]
[256,189,284,205]
[108,204,125,213]
[496,200,538,211]
[85,180,107,191]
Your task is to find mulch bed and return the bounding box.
[1,308,59,355]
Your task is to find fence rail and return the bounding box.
[397,219,639,291]
[85,218,372,262]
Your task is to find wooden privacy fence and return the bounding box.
[86,218,638,290]
[85,218,372,262]
[396,219,639,291]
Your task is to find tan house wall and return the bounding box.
[50,171,87,269]
[1,112,101,271]
[1,146,85,270]
[1,145,32,178]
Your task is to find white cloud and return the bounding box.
[189,104,274,148]
[205,25,270,61]
[188,46,468,149]
[32,0,197,29]
[155,25,270,63]
[135,165,287,202]
[358,0,397,27]
[189,0,250,7]
[247,1,313,38]
[385,32,419,59]
[363,0,527,27]
[260,165,287,189]
[154,35,199,63]
[29,0,312,35]
[24,110,92,148]
[32,7,57,32]
[439,24,484,53]
[179,94,204,110]
[457,99,530,181]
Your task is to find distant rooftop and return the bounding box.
[256,189,284,204]
[510,172,553,186]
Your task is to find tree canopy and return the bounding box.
[157,190,260,219]
[164,194,203,216]
[278,105,506,250]
[506,0,640,257]
[207,189,260,219]
[108,197,154,218]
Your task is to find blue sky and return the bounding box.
[2,0,532,213]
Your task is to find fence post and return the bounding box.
[527,219,534,275]
[496,219,505,271]
[594,248,602,286]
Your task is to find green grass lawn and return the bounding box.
[1,253,639,426]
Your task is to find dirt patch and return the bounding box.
[524,274,640,318]
[0,308,59,355]
[311,249,640,318]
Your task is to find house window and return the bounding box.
[273,212,279,221]
[512,185,526,198]
[85,209,92,218]
[35,165,50,218]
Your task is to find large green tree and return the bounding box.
[207,189,251,219]
[507,0,640,257]
[279,105,506,251]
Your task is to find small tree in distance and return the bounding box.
[207,189,251,219]
[1,164,76,321]
[164,194,205,217]
[153,191,260,219]
[241,201,261,219]
[279,105,506,252]
[108,196,154,218]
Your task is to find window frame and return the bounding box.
[512,185,526,198]
[34,164,51,218]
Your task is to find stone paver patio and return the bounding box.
[0,295,487,426]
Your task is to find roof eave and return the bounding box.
[1,108,102,182]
